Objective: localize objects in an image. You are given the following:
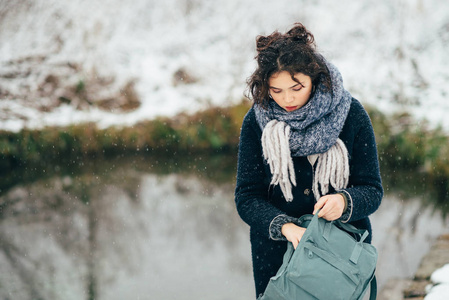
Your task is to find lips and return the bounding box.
[285,106,299,111]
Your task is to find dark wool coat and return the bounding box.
[234,98,383,297]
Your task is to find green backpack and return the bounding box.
[258,212,377,300]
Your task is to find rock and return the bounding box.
[392,234,449,300]
[415,235,449,280]
[403,280,429,298]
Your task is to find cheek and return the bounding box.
[301,89,312,101]
[271,94,281,102]
[270,94,284,105]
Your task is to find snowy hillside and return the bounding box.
[0,0,448,132]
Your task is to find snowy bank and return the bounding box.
[1,0,449,132]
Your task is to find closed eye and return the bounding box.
[291,83,305,91]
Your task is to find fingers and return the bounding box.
[282,223,306,249]
[312,197,327,215]
[292,239,299,249]
[313,194,345,221]
[290,234,302,249]
[318,199,334,219]
[320,209,340,221]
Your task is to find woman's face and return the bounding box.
[268,71,313,112]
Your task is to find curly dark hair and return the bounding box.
[246,23,332,107]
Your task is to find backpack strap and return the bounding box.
[369,275,377,300]
[335,220,367,239]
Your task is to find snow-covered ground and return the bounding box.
[425,264,449,300]
[0,0,448,132]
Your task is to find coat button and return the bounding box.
[304,189,311,196]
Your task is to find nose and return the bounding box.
[284,91,294,103]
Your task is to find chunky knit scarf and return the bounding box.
[254,60,352,202]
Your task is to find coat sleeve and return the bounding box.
[340,103,383,222]
[234,110,288,238]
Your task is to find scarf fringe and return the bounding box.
[262,120,296,201]
[312,138,349,201]
[261,120,349,202]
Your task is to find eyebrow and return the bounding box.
[269,82,304,90]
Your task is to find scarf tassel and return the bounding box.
[312,138,349,201]
[262,120,349,202]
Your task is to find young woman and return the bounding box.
[234,23,383,297]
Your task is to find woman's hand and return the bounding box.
[282,194,345,249]
[281,223,306,249]
[312,194,346,221]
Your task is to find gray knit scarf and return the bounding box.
[254,60,352,202]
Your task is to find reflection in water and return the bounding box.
[371,195,448,288]
[0,155,448,299]
[0,157,253,300]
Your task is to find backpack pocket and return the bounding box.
[287,242,360,300]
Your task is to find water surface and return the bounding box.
[0,154,447,299]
